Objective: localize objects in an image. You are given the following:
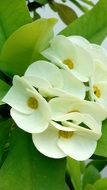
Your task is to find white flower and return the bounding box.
[89,44,107,108]
[32,119,100,161]
[32,97,107,161]
[42,35,94,82]
[2,75,51,133]
[49,97,107,124]
[24,60,86,99]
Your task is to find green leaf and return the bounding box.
[85,184,96,190]
[0,119,12,164]
[82,165,101,189]
[50,2,77,25]
[60,0,107,44]
[0,128,68,190]
[0,18,57,76]
[0,80,10,105]
[0,0,32,51]
[95,120,107,157]
[67,157,82,190]
[33,11,40,21]
[94,178,107,190]
[35,0,48,5]
[87,160,107,172]
[80,0,94,7]
[71,0,89,13]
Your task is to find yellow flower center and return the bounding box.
[58,130,74,139]
[93,85,101,98]
[27,97,38,109]
[63,59,74,69]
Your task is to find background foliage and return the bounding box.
[0,0,107,189]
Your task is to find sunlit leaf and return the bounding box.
[0,0,32,51]
[60,0,107,44]
[0,18,57,76]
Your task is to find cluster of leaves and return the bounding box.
[0,0,107,189]
[26,0,95,24]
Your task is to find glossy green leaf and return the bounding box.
[94,178,107,190]
[82,165,101,189]
[0,119,12,164]
[50,2,77,25]
[67,157,82,190]
[0,128,68,190]
[0,18,57,76]
[60,0,107,44]
[95,120,107,157]
[0,80,10,105]
[0,0,32,51]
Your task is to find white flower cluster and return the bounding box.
[3,35,107,161]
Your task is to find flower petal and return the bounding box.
[68,35,91,49]
[92,44,107,66]
[38,68,84,98]
[50,120,77,132]
[39,69,86,99]
[92,61,107,83]
[42,35,76,64]
[51,112,83,124]
[93,82,107,108]
[23,76,51,89]
[2,75,35,114]
[60,69,86,99]
[51,112,101,140]
[51,112,101,134]
[58,134,97,161]
[25,60,63,88]
[49,97,107,122]
[42,35,94,82]
[32,126,66,158]
[11,108,50,133]
[49,97,79,119]
[63,121,101,140]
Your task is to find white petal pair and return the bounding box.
[24,60,86,99]
[89,43,107,109]
[32,123,97,161]
[2,76,51,133]
[32,97,107,161]
[42,35,94,82]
